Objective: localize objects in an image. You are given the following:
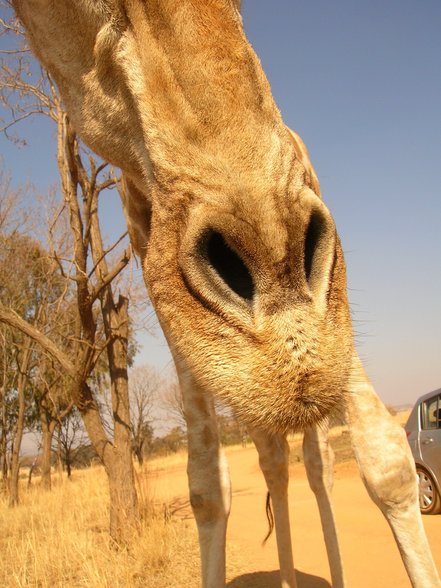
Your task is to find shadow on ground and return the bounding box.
[227,570,331,588]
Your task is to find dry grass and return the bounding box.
[0,410,410,587]
[0,464,200,588]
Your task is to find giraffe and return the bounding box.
[10,1,440,587]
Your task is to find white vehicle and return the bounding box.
[406,388,441,514]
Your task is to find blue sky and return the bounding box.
[1,1,440,408]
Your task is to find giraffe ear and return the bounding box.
[286,128,321,197]
[120,176,152,258]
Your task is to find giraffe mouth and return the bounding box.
[280,391,341,433]
[216,372,346,435]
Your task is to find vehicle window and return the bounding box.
[421,395,441,430]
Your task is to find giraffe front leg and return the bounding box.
[303,421,346,588]
[180,374,231,588]
[250,428,297,588]
[347,354,441,588]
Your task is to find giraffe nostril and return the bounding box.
[303,207,335,301]
[304,210,324,285]
[203,230,254,302]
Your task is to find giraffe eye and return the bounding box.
[204,231,254,301]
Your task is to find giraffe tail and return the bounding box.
[262,491,274,545]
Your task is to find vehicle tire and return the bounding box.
[416,466,441,515]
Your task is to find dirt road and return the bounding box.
[150,444,441,588]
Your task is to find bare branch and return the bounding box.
[95,161,109,178]
[87,232,129,279]
[0,17,20,35]
[0,49,30,55]
[96,176,118,193]
[0,109,45,133]
[90,249,131,302]
[57,399,74,423]
[0,304,76,379]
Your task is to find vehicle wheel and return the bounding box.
[416,466,441,514]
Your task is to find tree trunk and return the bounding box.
[0,400,8,488]
[107,449,139,544]
[27,457,38,488]
[102,294,138,543]
[135,444,144,467]
[9,368,27,506]
[40,416,56,490]
[76,365,138,544]
[79,153,139,542]
[55,423,63,480]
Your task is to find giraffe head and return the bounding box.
[143,166,352,433]
[14,0,353,433]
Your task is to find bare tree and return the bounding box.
[0,167,28,234]
[161,376,187,432]
[160,373,237,441]
[55,407,89,477]
[0,14,142,542]
[128,365,158,466]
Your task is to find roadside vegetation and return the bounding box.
[0,412,411,587]
[0,462,201,588]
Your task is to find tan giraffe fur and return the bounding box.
[11,2,440,587]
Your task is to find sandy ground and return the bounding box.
[150,443,441,588]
